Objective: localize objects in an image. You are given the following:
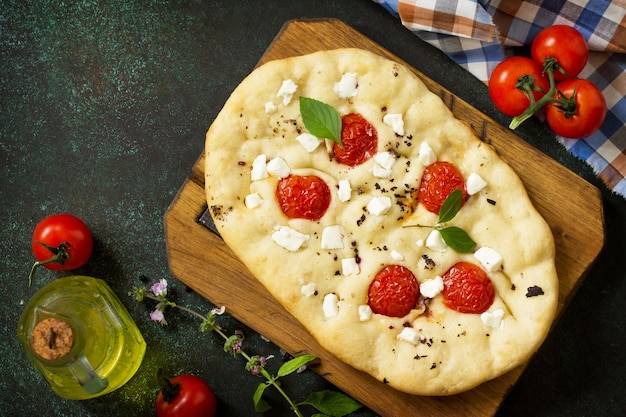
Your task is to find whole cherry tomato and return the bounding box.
[156,374,217,417]
[368,265,420,317]
[545,78,606,139]
[488,56,550,117]
[417,161,467,215]
[442,262,494,314]
[334,113,378,166]
[30,214,93,284]
[531,25,588,82]
[276,174,331,221]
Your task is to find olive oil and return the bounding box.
[18,276,146,399]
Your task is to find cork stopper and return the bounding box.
[31,318,75,361]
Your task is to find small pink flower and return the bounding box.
[151,279,168,297]
[150,309,166,324]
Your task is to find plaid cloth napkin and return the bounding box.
[374,0,626,198]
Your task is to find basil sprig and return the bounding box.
[299,96,343,148]
[433,189,476,253]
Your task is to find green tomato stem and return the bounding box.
[28,242,70,286]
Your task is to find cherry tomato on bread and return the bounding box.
[156,374,217,417]
[531,25,588,82]
[488,56,549,117]
[29,213,93,284]
[417,161,467,215]
[545,78,606,139]
[368,265,420,317]
[276,174,331,221]
[334,113,378,166]
[442,262,495,314]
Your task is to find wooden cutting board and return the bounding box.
[164,19,605,417]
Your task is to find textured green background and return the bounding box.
[2,1,625,416]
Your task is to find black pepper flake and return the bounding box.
[383,378,389,384]
[414,354,428,360]
[237,160,246,166]
[487,198,496,206]
[526,285,545,297]
[422,254,436,270]
[334,270,340,276]
[402,321,411,327]
[511,284,516,291]
[430,363,437,369]
[356,214,366,226]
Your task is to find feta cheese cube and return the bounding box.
[418,141,437,166]
[358,305,372,321]
[250,154,268,181]
[390,249,404,261]
[426,230,447,252]
[372,151,396,178]
[474,246,503,272]
[481,308,505,328]
[276,79,298,105]
[244,193,263,209]
[466,172,487,195]
[341,257,360,276]
[367,196,392,216]
[337,179,352,202]
[333,72,359,98]
[296,133,322,152]
[271,226,310,252]
[264,101,277,113]
[420,275,444,298]
[266,157,291,178]
[301,283,317,297]
[321,225,344,249]
[383,113,405,136]
[397,327,422,345]
[323,293,339,318]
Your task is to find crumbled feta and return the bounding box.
[342,257,360,276]
[333,72,359,98]
[277,79,298,105]
[301,283,317,297]
[271,226,310,252]
[372,151,396,178]
[481,308,505,328]
[466,172,487,195]
[296,133,322,152]
[337,179,352,202]
[397,327,422,345]
[418,141,437,166]
[323,293,339,318]
[426,230,447,252]
[416,239,424,247]
[383,113,405,136]
[321,225,344,250]
[266,157,290,178]
[250,154,268,181]
[264,101,277,113]
[420,275,444,298]
[244,193,263,209]
[358,305,372,321]
[367,196,392,216]
[390,249,404,261]
[474,246,503,272]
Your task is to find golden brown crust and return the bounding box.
[205,48,558,396]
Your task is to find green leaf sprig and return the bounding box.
[299,96,343,148]
[132,281,362,417]
[406,189,477,253]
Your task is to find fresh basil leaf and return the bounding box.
[298,390,362,416]
[438,189,463,223]
[299,96,343,147]
[439,226,477,253]
[253,383,272,412]
[276,354,316,378]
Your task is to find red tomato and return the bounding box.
[276,175,331,221]
[417,161,467,215]
[334,113,378,166]
[488,56,549,116]
[545,78,606,139]
[531,25,588,82]
[442,262,495,314]
[31,214,93,271]
[367,265,420,317]
[156,374,217,417]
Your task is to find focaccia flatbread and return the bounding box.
[205,48,558,396]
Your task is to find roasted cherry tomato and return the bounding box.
[156,373,217,417]
[30,214,93,284]
[276,174,331,221]
[417,161,467,214]
[531,25,588,82]
[545,78,606,139]
[488,56,550,117]
[442,262,495,314]
[334,113,378,166]
[368,265,420,317]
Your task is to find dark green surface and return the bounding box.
[1,1,625,416]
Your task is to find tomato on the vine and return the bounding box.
[30,214,93,284]
[545,78,606,139]
[488,56,549,117]
[531,25,588,82]
[156,373,217,417]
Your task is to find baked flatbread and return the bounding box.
[205,48,558,396]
